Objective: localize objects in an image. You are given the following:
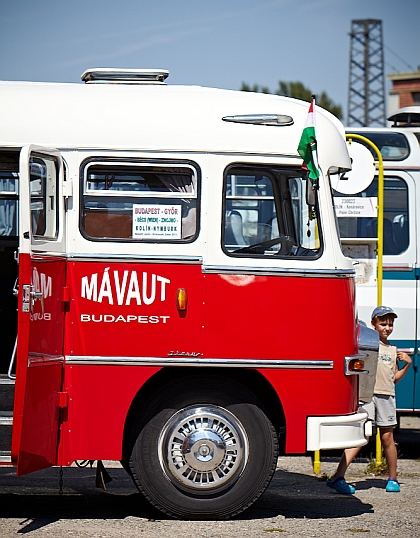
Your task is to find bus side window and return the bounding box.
[0,154,19,238]
[30,156,59,240]
[81,162,199,242]
[334,176,409,255]
[222,165,321,258]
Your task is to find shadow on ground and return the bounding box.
[0,491,162,533]
[0,465,374,531]
[242,468,374,520]
[1,425,417,530]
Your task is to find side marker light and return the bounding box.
[351,359,365,371]
[176,288,188,311]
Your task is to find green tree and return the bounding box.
[240,80,343,119]
[240,82,271,94]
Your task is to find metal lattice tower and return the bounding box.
[348,19,386,127]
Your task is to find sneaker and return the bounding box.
[386,479,400,492]
[326,477,355,494]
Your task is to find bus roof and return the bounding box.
[388,106,420,127]
[345,126,420,164]
[0,73,350,172]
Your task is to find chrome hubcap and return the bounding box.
[158,405,248,492]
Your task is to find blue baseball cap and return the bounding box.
[371,306,398,320]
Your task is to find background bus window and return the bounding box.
[346,132,410,161]
[334,176,409,255]
[0,163,18,237]
[223,166,320,258]
[82,163,198,242]
[0,152,19,376]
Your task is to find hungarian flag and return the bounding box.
[297,97,320,181]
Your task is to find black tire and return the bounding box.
[128,373,278,520]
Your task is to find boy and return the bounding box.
[327,306,412,494]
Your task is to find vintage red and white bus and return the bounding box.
[0,69,377,519]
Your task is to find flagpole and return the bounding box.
[302,94,323,475]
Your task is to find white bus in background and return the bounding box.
[334,106,420,415]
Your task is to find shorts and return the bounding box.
[363,394,397,428]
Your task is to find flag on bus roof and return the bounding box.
[297,97,320,181]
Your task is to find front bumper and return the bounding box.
[307,411,369,451]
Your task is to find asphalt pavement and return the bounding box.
[0,417,418,537]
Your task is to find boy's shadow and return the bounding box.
[351,477,388,491]
[240,468,373,520]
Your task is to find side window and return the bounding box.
[81,161,199,242]
[0,153,19,237]
[222,166,321,258]
[334,176,409,255]
[30,155,59,239]
[346,132,410,161]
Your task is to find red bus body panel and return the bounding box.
[12,255,65,475]
[59,365,160,464]
[65,262,204,357]
[53,263,357,464]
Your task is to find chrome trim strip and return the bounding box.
[67,254,203,264]
[65,356,334,369]
[0,453,12,463]
[70,147,302,158]
[202,265,354,278]
[0,377,15,385]
[383,263,413,272]
[383,165,420,171]
[398,347,415,355]
[28,354,65,366]
[0,413,13,426]
[31,252,67,260]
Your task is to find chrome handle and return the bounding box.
[30,289,45,315]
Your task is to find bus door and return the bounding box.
[335,169,418,411]
[12,145,66,475]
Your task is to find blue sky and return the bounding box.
[1,0,419,122]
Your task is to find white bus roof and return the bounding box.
[345,125,420,166]
[388,106,420,127]
[0,72,350,172]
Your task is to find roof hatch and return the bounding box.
[81,68,169,84]
[388,106,420,127]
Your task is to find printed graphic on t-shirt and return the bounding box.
[379,353,392,363]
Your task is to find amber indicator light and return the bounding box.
[351,359,365,371]
[176,288,188,311]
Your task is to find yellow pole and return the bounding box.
[346,134,384,467]
[313,450,321,474]
[345,134,384,304]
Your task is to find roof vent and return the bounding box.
[387,106,420,127]
[81,68,169,84]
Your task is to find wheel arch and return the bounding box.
[121,367,286,469]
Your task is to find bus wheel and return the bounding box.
[128,376,278,519]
